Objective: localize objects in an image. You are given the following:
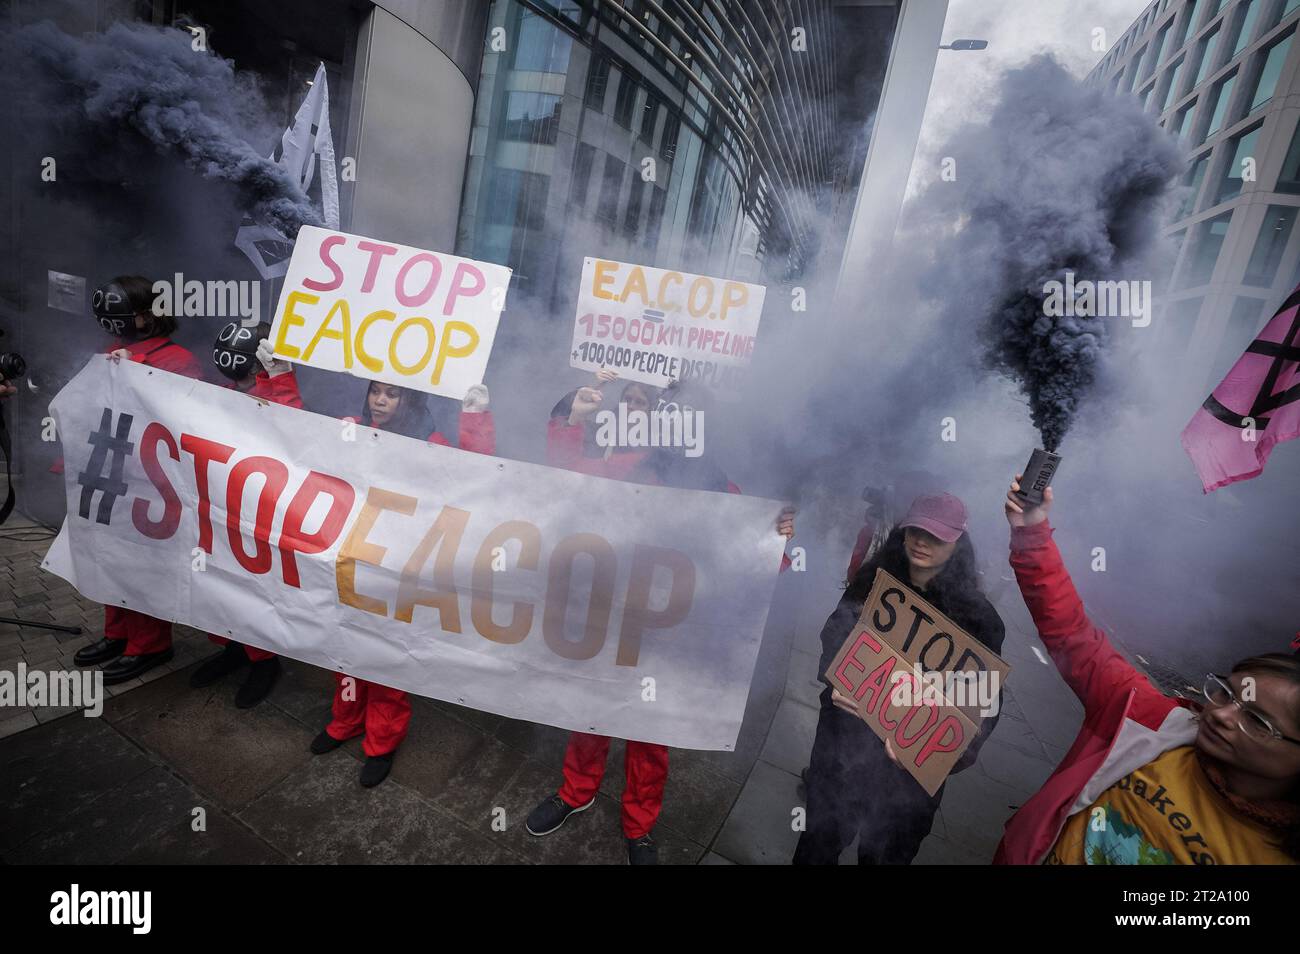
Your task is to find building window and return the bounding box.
[640,91,659,142]
[1207,296,1265,384]
[1243,204,1297,285]
[569,142,595,210]
[502,91,562,144]
[1276,118,1300,192]
[1179,152,1211,218]
[512,8,573,73]
[585,56,610,111]
[1202,70,1237,140]
[1173,0,1200,52]
[1164,296,1204,351]
[645,187,667,249]
[1129,46,1148,90]
[1173,98,1198,138]
[1248,30,1293,111]
[1215,123,1262,203]
[624,179,645,238]
[613,69,638,128]
[1161,56,1186,111]
[1185,211,1233,286]
[596,155,625,227]
[1231,0,1261,59]
[485,169,549,231]
[660,111,680,160]
[1193,23,1222,86]
[1146,19,1174,78]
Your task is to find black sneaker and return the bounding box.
[190,642,248,688]
[526,793,594,836]
[309,730,346,755]
[360,753,395,788]
[101,648,173,686]
[234,657,280,709]
[73,637,124,667]
[627,833,658,865]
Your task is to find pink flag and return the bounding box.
[1181,287,1300,492]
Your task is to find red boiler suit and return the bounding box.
[103,337,203,656]
[326,409,495,756]
[207,369,307,662]
[545,416,786,839]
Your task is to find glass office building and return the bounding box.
[1089,0,1300,393]
[457,0,895,303]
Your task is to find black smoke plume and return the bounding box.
[924,56,1181,451]
[1,17,320,239]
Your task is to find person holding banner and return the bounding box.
[794,493,1006,865]
[308,379,494,788]
[72,276,203,685]
[547,373,658,478]
[187,322,306,708]
[997,479,1300,865]
[531,378,795,864]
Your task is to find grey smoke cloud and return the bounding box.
[1,17,320,239]
[918,55,1181,452]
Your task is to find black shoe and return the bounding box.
[360,753,394,788]
[627,833,658,865]
[234,657,280,709]
[74,637,125,667]
[100,648,174,685]
[526,793,594,836]
[310,730,346,755]
[189,642,248,688]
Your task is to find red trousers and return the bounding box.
[326,674,411,757]
[558,732,669,839]
[103,606,172,655]
[208,635,275,662]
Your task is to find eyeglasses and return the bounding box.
[1201,674,1300,746]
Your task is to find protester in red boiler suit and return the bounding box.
[186,323,306,708]
[308,380,494,788]
[529,372,794,864]
[72,276,203,685]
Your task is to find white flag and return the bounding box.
[235,62,340,280]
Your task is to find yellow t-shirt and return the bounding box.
[1046,745,1294,865]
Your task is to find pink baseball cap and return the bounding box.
[898,493,968,543]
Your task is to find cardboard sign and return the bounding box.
[824,569,1011,795]
[270,225,511,400]
[570,257,765,396]
[857,569,1012,724]
[827,623,978,796]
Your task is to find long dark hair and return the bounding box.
[846,526,983,623]
[1229,653,1300,861]
[360,382,436,440]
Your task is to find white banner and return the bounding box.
[270,225,511,401]
[570,257,766,396]
[44,358,787,750]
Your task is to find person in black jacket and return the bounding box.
[793,492,1006,864]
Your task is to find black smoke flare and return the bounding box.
[1,17,321,239]
[927,56,1181,451]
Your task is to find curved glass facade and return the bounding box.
[457,0,846,302]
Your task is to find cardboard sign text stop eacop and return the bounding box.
[270,226,511,400]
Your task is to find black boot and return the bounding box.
[310,730,346,755]
[73,637,125,667]
[189,641,248,688]
[234,657,280,709]
[101,648,174,686]
[360,752,395,788]
[627,833,658,865]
